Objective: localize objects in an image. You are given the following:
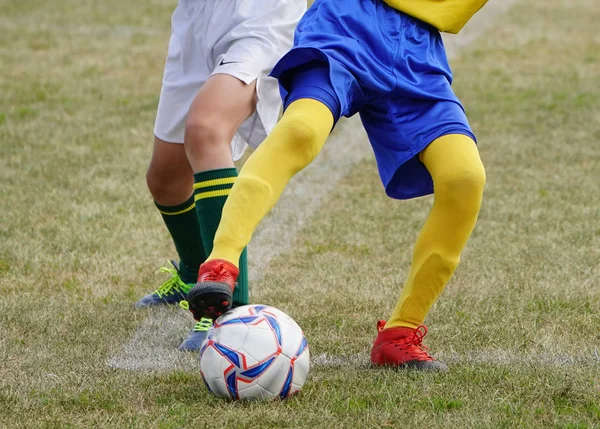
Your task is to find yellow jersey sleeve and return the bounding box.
[382,0,488,33]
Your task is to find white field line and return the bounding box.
[110,336,600,372]
[108,0,520,371]
[312,350,600,368]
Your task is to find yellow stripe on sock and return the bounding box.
[158,202,196,216]
[193,177,236,190]
[194,189,231,201]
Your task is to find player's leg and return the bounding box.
[371,134,485,370]
[134,0,212,308]
[184,0,377,322]
[386,135,485,329]
[176,74,256,351]
[134,138,206,308]
[176,0,305,350]
[365,99,485,370]
[183,75,253,172]
[185,73,254,302]
[359,8,486,370]
[185,96,335,321]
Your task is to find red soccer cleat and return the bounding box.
[185,259,239,321]
[370,320,448,371]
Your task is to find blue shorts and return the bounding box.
[270,0,477,200]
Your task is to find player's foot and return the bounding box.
[186,259,239,321]
[178,316,213,351]
[370,320,448,371]
[134,260,192,308]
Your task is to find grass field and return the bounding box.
[1,0,599,427]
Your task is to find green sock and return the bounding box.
[193,168,249,306]
[155,195,206,284]
[236,248,248,306]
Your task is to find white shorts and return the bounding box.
[154,0,306,161]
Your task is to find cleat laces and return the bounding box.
[192,317,213,332]
[378,321,434,361]
[203,262,229,282]
[153,263,190,298]
[406,325,429,351]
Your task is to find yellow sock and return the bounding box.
[386,134,486,329]
[208,98,334,266]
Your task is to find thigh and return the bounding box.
[203,0,305,155]
[209,0,305,80]
[361,11,478,200]
[187,74,257,134]
[155,2,210,144]
[360,97,476,200]
[270,0,398,120]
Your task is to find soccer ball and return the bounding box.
[199,304,310,400]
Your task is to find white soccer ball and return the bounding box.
[199,304,310,400]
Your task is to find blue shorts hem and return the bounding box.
[271,47,360,120]
[280,65,342,123]
[284,94,341,125]
[384,128,477,200]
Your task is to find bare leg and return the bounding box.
[184,74,256,173]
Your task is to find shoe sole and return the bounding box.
[186,281,233,321]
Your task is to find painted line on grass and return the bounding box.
[108,0,520,372]
[313,350,600,368]
[109,345,600,373]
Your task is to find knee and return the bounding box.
[184,114,235,152]
[146,164,190,202]
[275,111,328,168]
[146,166,173,201]
[449,158,486,191]
[281,115,320,162]
[434,161,486,215]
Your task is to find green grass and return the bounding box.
[1,0,599,427]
